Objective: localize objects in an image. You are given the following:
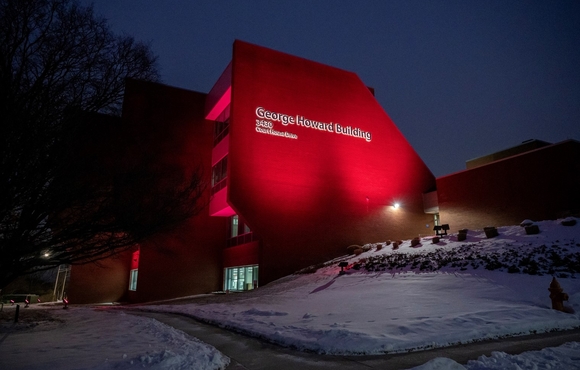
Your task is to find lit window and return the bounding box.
[231,215,239,238]
[211,155,228,187]
[129,248,140,291]
[224,265,258,291]
[129,269,138,291]
[434,213,440,226]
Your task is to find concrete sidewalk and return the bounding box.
[132,311,580,370]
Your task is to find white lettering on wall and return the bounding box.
[254,107,372,142]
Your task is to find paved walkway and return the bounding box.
[132,311,580,369]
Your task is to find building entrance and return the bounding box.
[224,265,258,291]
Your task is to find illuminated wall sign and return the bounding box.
[255,106,372,142]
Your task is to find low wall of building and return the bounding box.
[437,140,580,232]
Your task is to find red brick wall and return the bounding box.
[223,241,260,268]
[119,80,228,303]
[69,251,131,304]
[69,80,228,303]
[437,140,580,232]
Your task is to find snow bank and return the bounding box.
[411,341,580,369]
[0,306,229,370]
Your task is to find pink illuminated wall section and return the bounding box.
[227,40,436,283]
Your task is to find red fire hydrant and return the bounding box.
[548,277,569,312]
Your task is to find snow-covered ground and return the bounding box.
[0,305,229,369]
[142,218,580,355]
[1,218,579,369]
[411,342,580,369]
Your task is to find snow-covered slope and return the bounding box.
[144,218,580,355]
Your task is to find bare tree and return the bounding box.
[0,0,205,288]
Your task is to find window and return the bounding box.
[211,155,228,188]
[129,269,138,291]
[129,248,140,291]
[230,214,251,238]
[224,265,258,291]
[228,215,254,247]
[213,105,230,146]
[231,215,239,238]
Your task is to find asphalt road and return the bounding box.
[131,311,580,369]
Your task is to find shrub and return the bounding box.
[484,227,499,238]
[346,245,361,255]
[520,219,534,227]
[392,242,399,250]
[411,237,421,247]
[297,262,326,274]
[562,218,577,226]
[525,225,540,235]
[354,248,364,256]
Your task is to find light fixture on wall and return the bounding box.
[393,202,400,209]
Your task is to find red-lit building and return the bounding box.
[69,41,579,304]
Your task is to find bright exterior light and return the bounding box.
[393,203,400,209]
[44,252,50,257]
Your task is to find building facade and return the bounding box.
[69,41,579,304]
[436,139,580,232]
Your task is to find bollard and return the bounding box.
[15,304,20,323]
[548,277,569,312]
[483,226,499,238]
[525,225,540,235]
[338,261,348,275]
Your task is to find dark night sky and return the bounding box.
[83,1,580,177]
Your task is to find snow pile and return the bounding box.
[413,341,580,369]
[143,219,580,355]
[0,306,229,370]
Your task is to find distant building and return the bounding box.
[69,41,580,304]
